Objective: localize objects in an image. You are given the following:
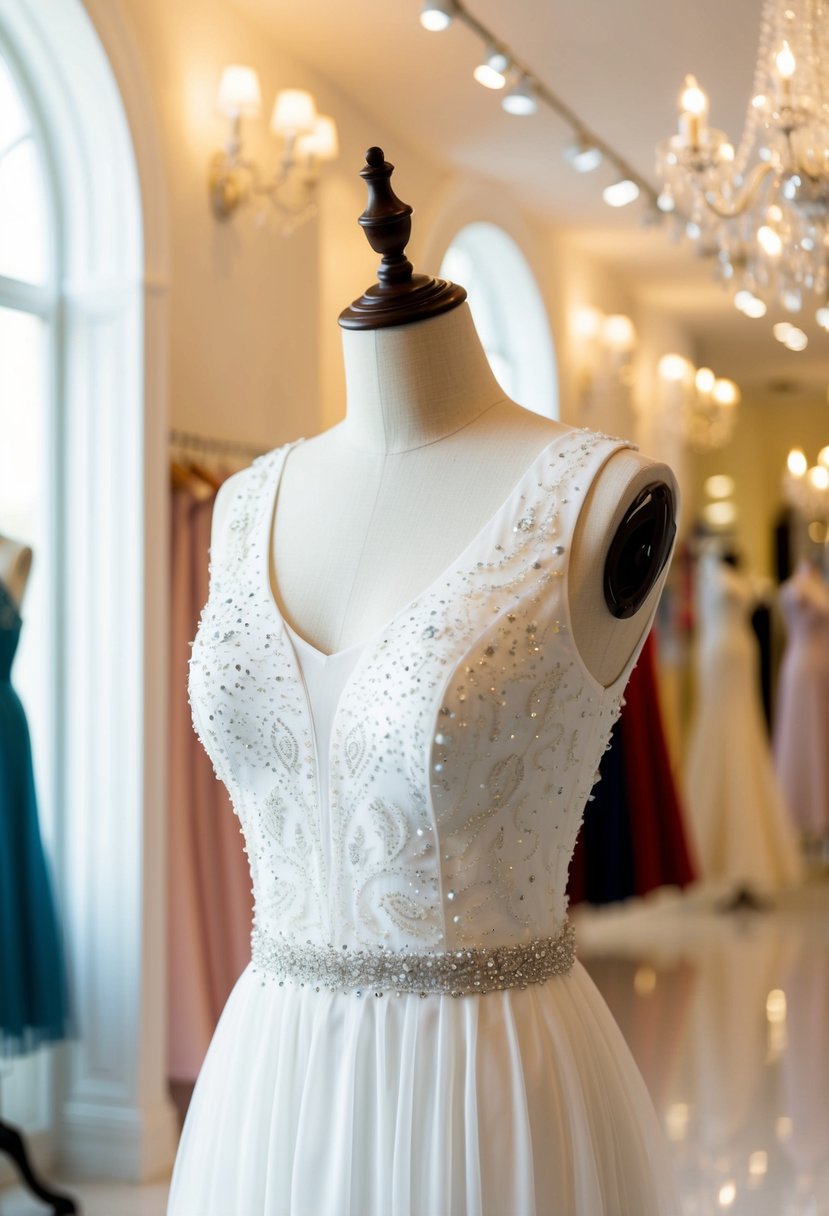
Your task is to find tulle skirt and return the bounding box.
[167,959,678,1216]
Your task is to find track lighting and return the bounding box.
[563,136,601,173]
[420,0,456,32]
[473,44,509,90]
[602,178,640,208]
[502,76,537,116]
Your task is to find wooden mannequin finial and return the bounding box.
[339,147,467,330]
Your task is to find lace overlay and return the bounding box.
[188,426,645,990]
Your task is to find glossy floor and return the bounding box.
[1,878,827,1215]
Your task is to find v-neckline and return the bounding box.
[261,428,575,663]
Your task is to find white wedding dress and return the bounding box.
[168,426,678,1216]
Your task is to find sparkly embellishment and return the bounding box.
[251,920,576,997]
[553,544,565,556]
[514,512,535,532]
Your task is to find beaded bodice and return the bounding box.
[189,426,646,964]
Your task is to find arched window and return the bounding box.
[440,222,558,419]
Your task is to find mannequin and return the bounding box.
[213,148,677,689]
[0,533,77,1215]
[0,534,33,611]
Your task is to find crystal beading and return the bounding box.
[251,919,576,997]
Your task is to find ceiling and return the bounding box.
[233,0,828,393]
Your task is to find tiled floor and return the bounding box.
[2,877,827,1215]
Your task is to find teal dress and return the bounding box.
[0,579,71,1057]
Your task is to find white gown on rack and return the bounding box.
[684,555,802,893]
[167,427,678,1216]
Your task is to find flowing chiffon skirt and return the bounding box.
[168,960,678,1216]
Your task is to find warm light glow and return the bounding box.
[656,189,675,213]
[420,0,455,31]
[633,965,657,995]
[473,63,506,89]
[757,224,783,256]
[603,178,640,207]
[774,321,794,342]
[718,1181,737,1208]
[704,500,738,528]
[766,989,787,1023]
[572,306,603,341]
[784,327,808,351]
[719,141,735,162]
[602,314,636,351]
[679,74,708,116]
[296,115,339,162]
[819,446,829,468]
[742,295,767,318]
[695,367,716,394]
[705,474,735,499]
[748,1151,768,1180]
[776,40,797,80]
[816,306,829,331]
[712,378,740,406]
[808,521,827,543]
[808,465,829,490]
[659,353,692,382]
[665,1103,690,1143]
[217,65,262,118]
[788,448,808,477]
[270,89,317,137]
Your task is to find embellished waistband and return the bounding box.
[250,920,576,998]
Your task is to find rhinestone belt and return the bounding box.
[250,919,576,998]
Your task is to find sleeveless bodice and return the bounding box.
[188,427,644,977]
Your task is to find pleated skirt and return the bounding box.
[167,957,677,1216]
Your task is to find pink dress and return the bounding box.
[774,568,829,839]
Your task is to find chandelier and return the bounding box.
[658,354,741,453]
[656,0,829,327]
[783,446,829,517]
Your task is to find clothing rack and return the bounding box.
[169,428,267,462]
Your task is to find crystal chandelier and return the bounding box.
[658,354,741,453]
[656,0,829,325]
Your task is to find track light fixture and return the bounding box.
[473,44,509,89]
[563,136,602,173]
[602,178,640,208]
[420,1,457,32]
[502,75,537,116]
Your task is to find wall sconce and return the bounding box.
[658,353,740,453]
[209,65,339,232]
[571,306,637,433]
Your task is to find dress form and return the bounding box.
[212,149,678,688]
[0,534,33,608]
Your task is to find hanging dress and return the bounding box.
[684,555,802,894]
[168,427,679,1216]
[0,578,71,1057]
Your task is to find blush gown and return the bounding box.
[684,555,802,894]
[773,569,829,841]
[167,427,679,1216]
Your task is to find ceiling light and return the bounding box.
[695,367,716,394]
[787,449,807,477]
[819,446,829,468]
[658,353,692,382]
[602,314,636,351]
[712,378,740,406]
[473,61,506,89]
[808,465,829,490]
[773,322,793,342]
[603,178,640,207]
[564,136,602,173]
[502,76,537,116]
[742,295,767,318]
[816,306,829,331]
[783,327,808,351]
[420,1,456,31]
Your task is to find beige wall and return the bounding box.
[116,0,696,492]
[690,387,829,580]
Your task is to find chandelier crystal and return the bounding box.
[656,0,829,324]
